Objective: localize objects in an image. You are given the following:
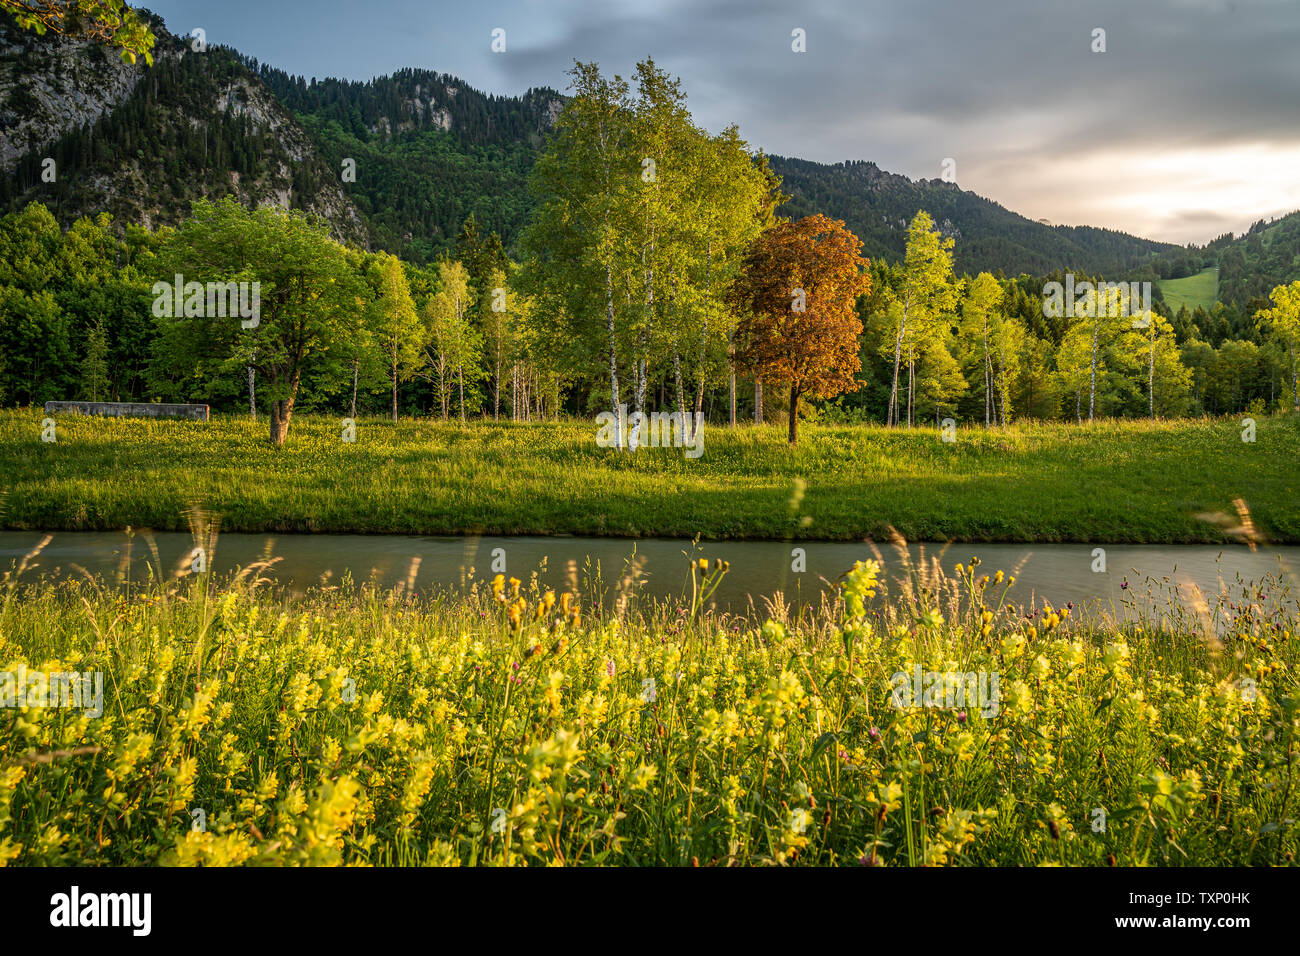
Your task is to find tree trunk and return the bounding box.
[729,366,736,426]
[606,264,622,450]
[672,344,689,444]
[887,306,907,427]
[727,328,736,427]
[1089,322,1099,421]
[1291,344,1298,412]
[787,385,799,444]
[631,240,654,451]
[754,379,763,424]
[391,360,398,422]
[998,345,1009,425]
[350,360,359,418]
[493,354,501,421]
[632,331,648,451]
[247,364,256,420]
[1148,324,1156,420]
[906,357,914,428]
[268,369,300,447]
[984,361,990,427]
[691,375,705,444]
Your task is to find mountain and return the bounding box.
[242,67,1177,273]
[250,61,562,263]
[1141,209,1300,318]
[0,16,367,245]
[1208,211,1300,310]
[768,156,1176,276]
[0,12,1215,277]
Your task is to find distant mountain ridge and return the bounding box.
[768,156,1177,275]
[0,12,1249,279]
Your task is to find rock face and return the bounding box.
[0,23,142,168]
[0,21,368,247]
[204,73,367,243]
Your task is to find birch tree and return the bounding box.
[368,252,424,422]
[885,211,954,427]
[1257,281,1300,412]
[521,62,634,446]
[423,260,477,420]
[1070,280,1132,421]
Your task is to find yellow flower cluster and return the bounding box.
[0,555,1294,867]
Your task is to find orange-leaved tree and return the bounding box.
[731,214,869,443]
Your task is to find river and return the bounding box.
[2,531,1296,619]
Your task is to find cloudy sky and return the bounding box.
[143,0,1300,245]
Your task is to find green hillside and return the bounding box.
[1217,211,1300,309]
[1159,266,1219,312]
[768,156,1176,276]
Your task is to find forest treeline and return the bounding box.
[2,60,1298,446]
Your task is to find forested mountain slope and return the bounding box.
[4,9,1289,286]
[768,156,1175,276]
[0,16,366,245]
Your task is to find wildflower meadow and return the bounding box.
[1,536,1294,867]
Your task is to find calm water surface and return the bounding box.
[2,531,1297,618]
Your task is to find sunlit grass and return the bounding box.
[0,409,1297,542]
[1159,267,1219,313]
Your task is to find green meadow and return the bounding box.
[1159,267,1219,313]
[1,410,1296,543]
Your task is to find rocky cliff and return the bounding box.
[0,18,367,246]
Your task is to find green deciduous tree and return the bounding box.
[1069,281,1134,421]
[1256,281,1300,412]
[368,252,424,421]
[2,0,155,64]
[521,58,774,446]
[423,259,480,420]
[1127,310,1191,419]
[885,211,955,427]
[521,61,634,444]
[155,197,363,445]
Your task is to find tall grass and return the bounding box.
[1,532,1295,866]
[1,409,1297,542]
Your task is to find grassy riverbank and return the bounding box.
[1,409,1297,543]
[0,547,1294,866]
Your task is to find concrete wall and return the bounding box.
[43,401,210,421]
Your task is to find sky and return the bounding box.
[140,0,1300,246]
